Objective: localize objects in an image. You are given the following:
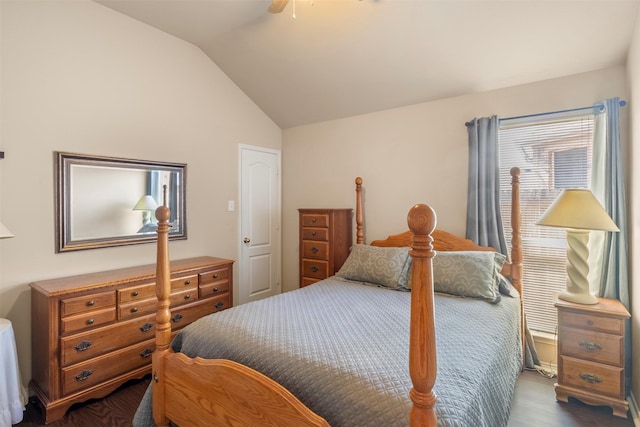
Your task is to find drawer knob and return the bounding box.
[587,320,594,326]
[311,266,319,273]
[311,218,316,223]
[87,300,95,307]
[132,291,139,297]
[75,370,93,381]
[311,247,319,254]
[579,373,603,384]
[213,274,219,279]
[213,287,219,292]
[87,318,95,325]
[215,301,225,309]
[184,280,191,285]
[74,341,93,352]
[140,322,154,332]
[311,231,317,236]
[172,313,183,323]
[184,294,191,300]
[578,340,602,352]
[140,348,154,358]
[131,307,139,313]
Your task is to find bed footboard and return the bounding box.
[161,353,329,426]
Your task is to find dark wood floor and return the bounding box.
[17,370,635,426]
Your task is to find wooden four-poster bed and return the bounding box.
[134,168,523,426]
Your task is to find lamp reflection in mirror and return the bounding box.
[132,195,158,233]
[536,189,619,304]
[0,221,14,239]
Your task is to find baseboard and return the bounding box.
[629,390,640,426]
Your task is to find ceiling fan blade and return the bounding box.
[268,0,289,13]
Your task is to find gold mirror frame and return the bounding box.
[55,152,187,252]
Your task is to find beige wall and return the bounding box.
[0,0,281,385]
[282,66,629,295]
[627,4,640,417]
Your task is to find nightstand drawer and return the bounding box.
[560,327,623,366]
[559,311,624,335]
[561,356,624,398]
[302,241,329,260]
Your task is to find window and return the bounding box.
[498,114,594,334]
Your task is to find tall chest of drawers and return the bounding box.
[30,256,233,423]
[298,208,352,287]
[555,297,630,418]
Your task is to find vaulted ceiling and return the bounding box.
[95,0,640,129]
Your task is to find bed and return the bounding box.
[134,168,523,427]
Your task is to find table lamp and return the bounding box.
[132,195,159,226]
[536,189,619,304]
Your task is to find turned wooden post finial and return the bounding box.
[407,203,438,427]
[355,177,364,244]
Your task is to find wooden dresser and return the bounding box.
[555,297,630,418]
[30,256,233,423]
[298,209,352,287]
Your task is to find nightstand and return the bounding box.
[555,297,630,418]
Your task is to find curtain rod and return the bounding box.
[499,99,627,124]
[465,99,627,126]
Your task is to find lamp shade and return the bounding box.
[0,221,14,239]
[536,189,619,232]
[132,195,159,211]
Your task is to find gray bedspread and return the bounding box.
[133,277,522,426]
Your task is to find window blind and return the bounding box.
[499,115,595,334]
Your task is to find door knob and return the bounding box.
[243,237,251,243]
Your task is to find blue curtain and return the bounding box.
[591,97,630,394]
[465,116,508,255]
[466,116,539,369]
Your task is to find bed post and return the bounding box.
[355,177,364,244]
[152,185,171,427]
[407,203,438,427]
[509,167,525,365]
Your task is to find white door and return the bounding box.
[239,145,281,304]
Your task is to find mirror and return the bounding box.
[55,152,187,252]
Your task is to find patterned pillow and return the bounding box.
[432,251,506,303]
[335,245,411,289]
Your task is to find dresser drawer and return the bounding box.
[301,214,329,228]
[200,282,230,299]
[168,297,227,328]
[301,278,320,288]
[171,274,198,291]
[60,314,156,366]
[560,356,624,398]
[60,308,116,334]
[560,327,623,366]
[301,228,328,241]
[302,259,329,280]
[118,283,155,304]
[302,241,329,260]
[119,298,156,320]
[559,311,624,335]
[199,267,230,286]
[60,291,116,317]
[61,339,156,396]
[171,287,198,306]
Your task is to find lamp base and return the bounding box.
[558,289,598,305]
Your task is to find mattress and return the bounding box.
[133,277,522,426]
